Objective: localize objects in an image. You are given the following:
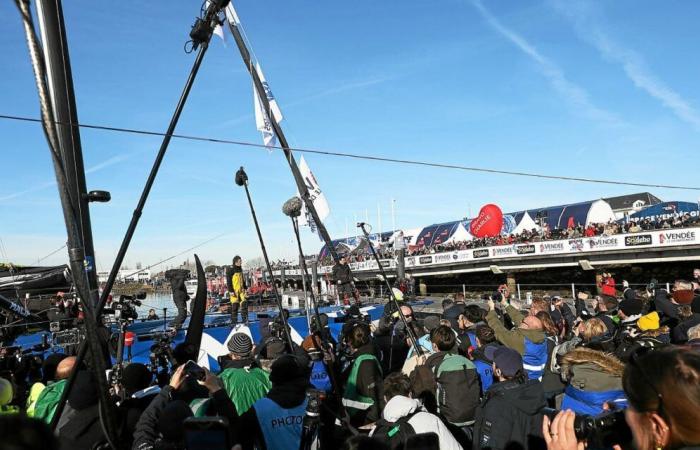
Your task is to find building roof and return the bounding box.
[603,192,662,211]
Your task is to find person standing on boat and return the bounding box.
[226,256,248,327]
[332,255,355,305]
[165,269,190,331]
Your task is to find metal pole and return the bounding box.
[36,0,98,295]
[462,284,466,298]
[517,283,521,301]
[358,223,421,356]
[47,1,225,428]
[20,0,117,440]
[239,174,294,351]
[571,283,576,300]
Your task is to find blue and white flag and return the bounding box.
[253,63,283,149]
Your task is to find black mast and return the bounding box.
[35,0,99,294]
[223,5,342,264]
[16,0,119,444]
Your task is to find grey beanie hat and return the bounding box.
[227,332,253,356]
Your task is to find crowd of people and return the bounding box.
[408,215,699,257]
[315,215,699,266]
[1,269,700,450]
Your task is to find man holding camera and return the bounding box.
[226,256,248,327]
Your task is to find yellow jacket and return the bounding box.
[230,271,246,304]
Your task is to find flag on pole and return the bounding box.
[298,156,330,237]
[253,62,283,149]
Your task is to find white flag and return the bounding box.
[297,156,330,235]
[253,63,283,149]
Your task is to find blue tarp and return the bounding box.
[628,201,700,222]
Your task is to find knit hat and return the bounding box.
[227,332,253,356]
[0,378,13,406]
[270,354,309,384]
[492,347,523,378]
[638,311,660,331]
[619,300,643,317]
[422,315,441,332]
[121,363,153,395]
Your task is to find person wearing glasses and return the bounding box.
[543,347,700,450]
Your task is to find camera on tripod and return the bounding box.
[149,331,174,372]
[106,291,146,322]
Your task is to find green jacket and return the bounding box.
[219,366,271,415]
[486,305,546,355]
[33,379,66,423]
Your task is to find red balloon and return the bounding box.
[469,204,504,238]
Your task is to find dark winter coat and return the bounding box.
[472,379,546,450]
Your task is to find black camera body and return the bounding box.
[149,332,174,372]
[544,408,631,448]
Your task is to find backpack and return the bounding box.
[428,352,479,426]
[372,411,418,450]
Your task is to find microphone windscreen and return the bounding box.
[234,167,247,186]
[282,196,303,217]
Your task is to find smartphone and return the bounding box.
[184,417,231,450]
[404,432,440,450]
[183,360,206,381]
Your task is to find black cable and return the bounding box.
[2,113,699,191]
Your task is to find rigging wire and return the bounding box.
[36,243,67,264]
[1,113,700,191]
[120,231,231,280]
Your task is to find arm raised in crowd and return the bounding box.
[485,300,525,354]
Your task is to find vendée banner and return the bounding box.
[272,228,699,276]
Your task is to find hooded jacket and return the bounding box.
[372,395,463,450]
[486,306,547,380]
[559,348,627,415]
[472,379,546,450]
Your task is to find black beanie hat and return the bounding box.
[121,363,153,395]
[270,355,309,384]
[619,300,643,317]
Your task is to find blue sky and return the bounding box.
[1,0,699,271]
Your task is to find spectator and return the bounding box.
[371,372,462,450]
[486,298,548,381]
[559,347,627,415]
[341,323,384,427]
[472,347,546,450]
[32,355,75,423]
[470,324,500,395]
[146,309,159,321]
[424,325,480,435]
[302,335,332,394]
[219,332,271,415]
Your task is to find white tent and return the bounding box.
[585,199,617,225]
[512,212,540,235]
[444,222,473,243]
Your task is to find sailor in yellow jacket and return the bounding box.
[226,255,248,327]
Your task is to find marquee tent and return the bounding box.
[512,211,540,235]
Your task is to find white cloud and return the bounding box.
[552,0,700,129]
[470,0,621,126]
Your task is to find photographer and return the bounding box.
[543,348,700,450]
[133,363,237,450]
[235,354,311,450]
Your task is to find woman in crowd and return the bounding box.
[544,347,700,450]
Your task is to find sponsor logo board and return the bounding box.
[625,234,652,246]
